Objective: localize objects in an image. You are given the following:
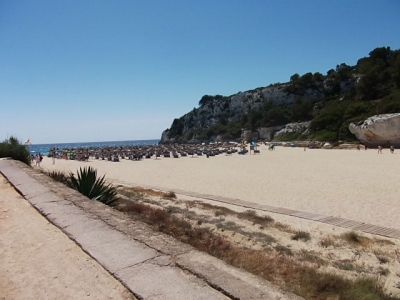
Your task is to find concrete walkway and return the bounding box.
[0,159,302,300]
[0,174,136,300]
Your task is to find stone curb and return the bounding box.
[0,159,303,300]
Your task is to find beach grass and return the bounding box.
[341,231,372,247]
[292,230,311,241]
[47,170,71,185]
[114,190,398,300]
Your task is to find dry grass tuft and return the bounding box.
[198,202,234,216]
[214,210,226,217]
[166,205,184,214]
[341,231,372,247]
[273,222,293,233]
[378,267,390,276]
[375,251,390,264]
[163,191,177,199]
[119,186,166,198]
[237,210,274,227]
[332,260,356,271]
[275,245,293,256]
[319,236,337,248]
[375,238,395,246]
[300,250,327,266]
[291,230,311,242]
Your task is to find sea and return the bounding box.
[27,139,160,155]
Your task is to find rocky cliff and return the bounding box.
[160,46,400,145]
[349,113,400,147]
[160,79,355,143]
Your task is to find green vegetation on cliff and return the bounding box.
[164,46,400,143]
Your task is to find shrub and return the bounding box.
[166,205,183,214]
[163,191,177,199]
[291,231,311,241]
[47,170,71,186]
[378,90,400,113]
[275,245,293,256]
[378,267,390,276]
[215,210,226,217]
[69,166,118,206]
[315,130,337,142]
[333,260,355,271]
[341,231,371,247]
[119,201,149,214]
[341,231,363,245]
[319,237,336,248]
[237,210,274,226]
[0,136,31,165]
[375,252,390,264]
[300,250,327,266]
[274,131,301,142]
[299,271,393,300]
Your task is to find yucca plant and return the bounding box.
[69,166,118,206]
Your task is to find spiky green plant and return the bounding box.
[69,166,118,206]
[47,170,71,186]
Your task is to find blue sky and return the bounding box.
[1,0,399,144]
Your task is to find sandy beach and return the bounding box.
[41,146,400,230]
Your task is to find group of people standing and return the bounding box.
[377,145,395,154]
[356,144,395,153]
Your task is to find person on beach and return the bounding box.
[35,153,41,167]
[356,144,360,150]
[52,149,56,164]
[378,146,383,154]
[390,145,395,154]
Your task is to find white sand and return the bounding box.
[41,146,400,230]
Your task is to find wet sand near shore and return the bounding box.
[41,146,400,230]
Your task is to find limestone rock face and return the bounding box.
[160,130,172,143]
[257,126,285,141]
[241,130,253,143]
[349,113,400,147]
[160,78,357,143]
[274,122,311,138]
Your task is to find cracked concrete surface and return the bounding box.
[0,159,303,300]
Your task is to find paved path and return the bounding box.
[0,159,302,300]
[0,174,136,300]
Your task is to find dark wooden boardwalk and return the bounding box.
[114,179,400,240]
